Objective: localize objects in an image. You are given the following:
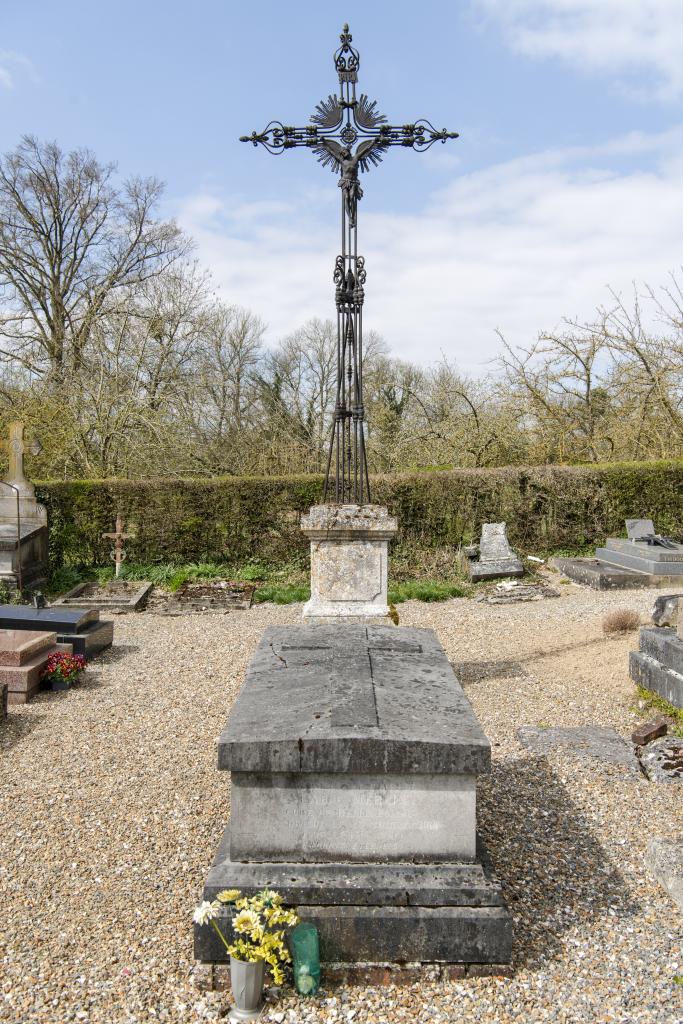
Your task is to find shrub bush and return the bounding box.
[36,459,683,569]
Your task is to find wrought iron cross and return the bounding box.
[102,514,132,578]
[241,24,458,504]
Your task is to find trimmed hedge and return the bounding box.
[36,460,683,568]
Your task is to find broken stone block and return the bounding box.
[631,717,668,746]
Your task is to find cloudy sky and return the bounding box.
[2,1,682,371]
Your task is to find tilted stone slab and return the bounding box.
[550,557,647,590]
[606,538,683,563]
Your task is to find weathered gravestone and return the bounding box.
[467,523,524,583]
[195,624,512,967]
[0,605,113,659]
[0,422,48,592]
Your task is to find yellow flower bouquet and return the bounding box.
[193,888,299,986]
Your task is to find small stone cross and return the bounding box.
[279,631,423,728]
[2,421,42,490]
[102,515,133,577]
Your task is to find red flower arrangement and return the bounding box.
[41,651,87,686]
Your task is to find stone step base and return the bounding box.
[194,959,513,992]
[195,827,512,966]
[630,652,683,709]
[56,621,114,659]
[468,560,523,583]
[637,627,683,674]
[596,548,683,576]
[550,557,679,590]
[3,646,58,703]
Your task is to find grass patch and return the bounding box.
[252,584,310,605]
[636,686,683,732]
[388,580,470,604]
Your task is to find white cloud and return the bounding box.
[175,127,683,374]
[474,0,683,101]
[0,50,39,90]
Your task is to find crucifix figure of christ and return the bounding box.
[2,422,42,495]
[241,24,458,504]
[102,515,132,577]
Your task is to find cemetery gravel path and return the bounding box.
[0,585,681,1024]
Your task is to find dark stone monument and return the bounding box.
[0,605,113,658]
[195,625,512,967]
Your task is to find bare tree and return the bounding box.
[0,136,189,383]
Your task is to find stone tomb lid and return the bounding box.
[219,624,490,775]
[0,604,99,631]
[0,522,45,550]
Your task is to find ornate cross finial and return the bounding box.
[240,26,459,503]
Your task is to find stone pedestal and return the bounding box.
[630,626,683,709]
[194,624,512,967]
[301,505,397,624]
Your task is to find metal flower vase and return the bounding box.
[229,956,265,1022]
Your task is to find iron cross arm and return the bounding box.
[239,119,458,158]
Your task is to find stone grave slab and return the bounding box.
[629,627,683,709]
[646,838,683,910]
[517,725,641,774]
[595,518,683,577]
[0,605,113,658]
[53,580,152,613]
[550,557,679,590]
[0,628,60,704]
[639,737,683,783]
[195,624,512,967]
[467,523,524,583]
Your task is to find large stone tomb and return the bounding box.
[630,625,683,709]
[466,523,524,583]
[0,605,113,658]
[301,505,397,624]
[195,624,512,967]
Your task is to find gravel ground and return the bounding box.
[1,582,682,1024]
